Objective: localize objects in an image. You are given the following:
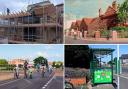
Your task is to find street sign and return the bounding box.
[94,69,112,84]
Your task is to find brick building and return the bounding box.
[120,54,128,64]
[8,59,26,65]
[70,1,121,37]
[0,0,63,44]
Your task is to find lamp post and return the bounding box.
[117,45,120,89]
[55,1,58,43]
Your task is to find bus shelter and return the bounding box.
[90,48,115,85]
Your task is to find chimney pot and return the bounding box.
[99,8,102,17]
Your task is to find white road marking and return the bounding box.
[119,75,128,80]
[114,74,128,80]
[0,79,20,86]
[42,87,45,89]
[44,85,47,87]
[42,75,55,89]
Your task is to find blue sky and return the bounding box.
[89,45,117,62]
[119,45,128,57]
[0,45,64,62]
[0,0,63,14]
[65,0,125,21]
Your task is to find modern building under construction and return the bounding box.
[0,0,63,44]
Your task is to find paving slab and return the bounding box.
[92,84,115,89]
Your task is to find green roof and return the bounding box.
[91,48,115,56]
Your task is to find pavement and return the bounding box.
[0,72,14,81]
[92,84,114,89]
[0,71,24,81]
[121,66,128,89]
[65,36,128,44]
[112,66,128,89]
[0,70,63,89]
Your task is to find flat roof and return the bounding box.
[91,48,115,56]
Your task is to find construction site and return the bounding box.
[0,0,63,44]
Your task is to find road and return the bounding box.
[65,36,128,44]
[122,66,128,74]
[120,66,128,89]
[113,66,128,89]
[0,71,63,89]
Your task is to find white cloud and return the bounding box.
[36,51,63,58]
[0,55,5,59]
[54,53,63,58]
[0,0,28,13]
[11,1,28,11]
[37,52,49,58]
[0,0,64,13]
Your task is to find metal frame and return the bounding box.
[0,1,63,44]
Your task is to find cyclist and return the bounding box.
[36,63,40,72]
[48,65,53,74]
[14,64,19,79]
[40,64,46,78]
[23,60,28,78]
[28,66,33,79]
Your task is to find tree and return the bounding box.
[33,56,48,67]
[52,61,63,68]
[0,59,8,65]
[65,45,92,68]
[117,0,128,24]
[108,57,117,65]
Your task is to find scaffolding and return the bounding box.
[0,1,63,44]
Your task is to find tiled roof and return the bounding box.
[71,22,76,26]
[120,54,128,59]
[75,20,81,27]
[102,6,116,18]
[82,18,93,25]
[88,17,101,30]
[70,22,76,29]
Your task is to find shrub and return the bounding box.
[0,59,8,65]
[110,26,128,38]
[0,64,15,71]
[52,61,63,68]
[110,26,128,31]
[101,30,110,38]
[65,68,91,83]
[80,84,89,89]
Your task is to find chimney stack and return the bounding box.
[112,0,117,11]
[99,8,102,17]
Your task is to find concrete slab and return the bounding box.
[92,84,114,89]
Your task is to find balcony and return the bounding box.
[0,36,8,44]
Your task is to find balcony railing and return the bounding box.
[0,36,8,44]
